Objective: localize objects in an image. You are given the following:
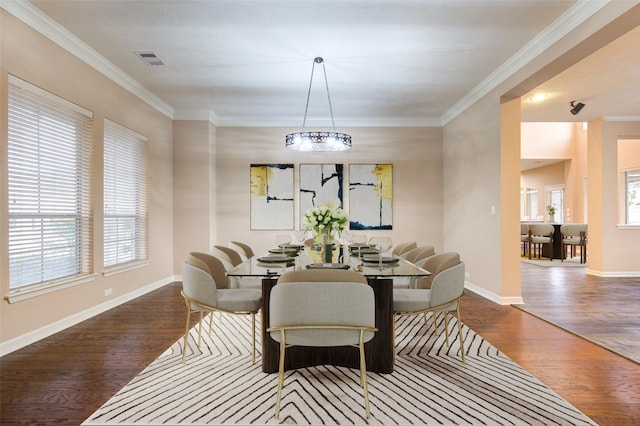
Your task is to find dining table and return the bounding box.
[226,243,430,374]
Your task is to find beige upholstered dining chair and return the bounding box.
[392,241,417,257]
[181,253,261,364]
[528,223,555,260]
[210,245,260,288]
[403,245,436,264]
[229,241,255,261]
[416,251,459,289]
[520,223,530,257]
[268,269,377,419]
[560,223,587,263]
[211,245,243,268]
[393,252,466,362]
[392,245,435,289]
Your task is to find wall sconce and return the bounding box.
[569,101,586,115]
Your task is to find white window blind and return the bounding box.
[7,75,94,292]
[625,168,640,225]
[103,119,149,269]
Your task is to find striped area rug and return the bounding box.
[83,313,595,425]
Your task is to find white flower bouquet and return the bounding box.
[303,201,348,238]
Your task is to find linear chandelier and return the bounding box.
[286,57,351,151]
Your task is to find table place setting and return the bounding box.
[305,262,350,270]
[361,255,399,265]
[256,255,296,268]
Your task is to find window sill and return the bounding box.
[6,274,97,303]
[102,260,151,277]
[617,224,640,230]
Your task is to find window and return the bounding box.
[7,75,93,294]
[521,188,538,220]
[103,119,149,270]
[624,168,640,225]
[546,186,564,224]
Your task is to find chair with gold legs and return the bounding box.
[393,252,466,362]
[181,253,261,364]
[267,269,378,419]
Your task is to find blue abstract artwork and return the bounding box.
[250,164,294,230]
[349,164,392,230]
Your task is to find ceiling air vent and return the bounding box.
[135,52,165,66]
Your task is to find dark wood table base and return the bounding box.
[261,277,394,374]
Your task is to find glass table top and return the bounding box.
[226,245,430,278]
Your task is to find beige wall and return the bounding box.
[521,122,574,160]
[1,11,174,347]
[212,126,444,255]
[618,139,640,170]
[443,95,509,302]
[172,120,215,270]
[588,120,640,276]
[571,124,589,223]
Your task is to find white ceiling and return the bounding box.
[16,1,640,127]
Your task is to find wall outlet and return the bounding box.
[465,272,470,279]
[104,288,113,297]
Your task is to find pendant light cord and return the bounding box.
[301,57,336,129]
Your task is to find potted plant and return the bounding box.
[547,204,557,222]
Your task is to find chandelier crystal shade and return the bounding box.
[286,57,351,151]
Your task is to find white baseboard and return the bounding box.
[587,269,640,277]
[464,281,524,305]
[0,275,178,357]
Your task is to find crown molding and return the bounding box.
[603,116,640,122]
[173,109,220,123]
[211,116,443,128]
[172,108,443,127]
[440,0,610,125]
[2,0,175,119]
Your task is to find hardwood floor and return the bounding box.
[518,261,640,363]
[1,279,639,425]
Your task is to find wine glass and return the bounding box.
[344,231,354,245]
[275,234,291,255]
[351,234,367,257]
[294,229,307,246]
[369,236,393,270]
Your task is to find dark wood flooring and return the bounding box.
[519,261,640,363]
[1,276,639,425]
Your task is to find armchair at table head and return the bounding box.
[268,268,376,419]
[276,268,367,284]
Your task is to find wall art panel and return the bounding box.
[349,163,392,230]
[299,164,344,228]
[250,164,294,230]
